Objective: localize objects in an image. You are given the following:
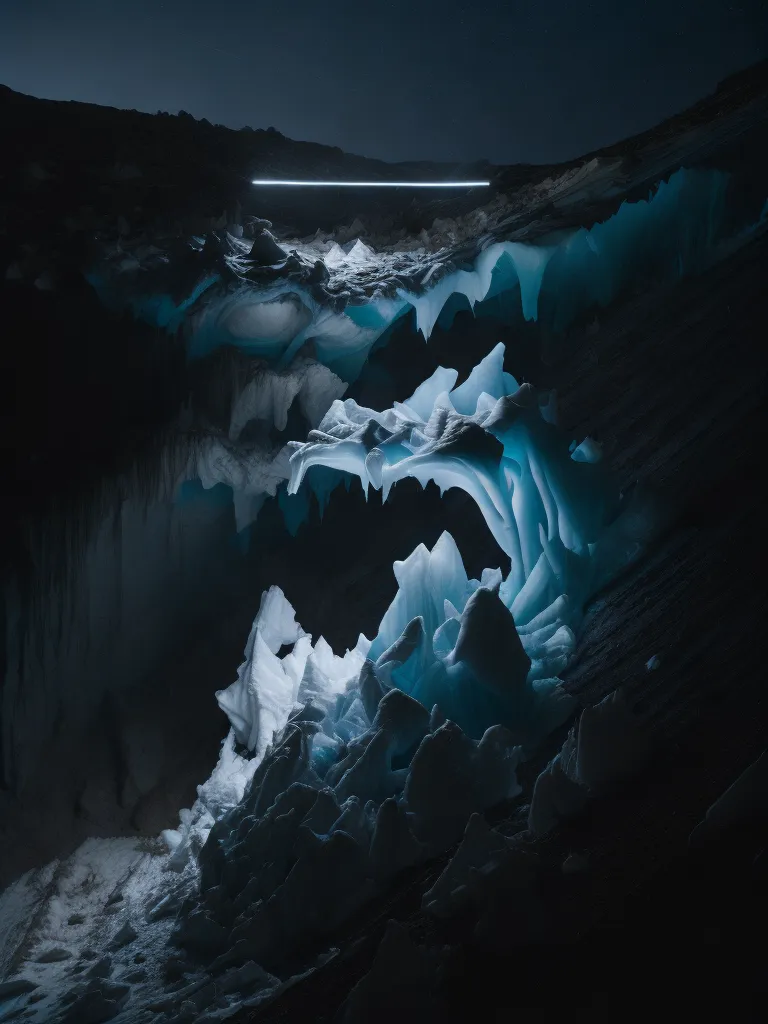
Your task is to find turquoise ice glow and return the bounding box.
[89,167,749,383]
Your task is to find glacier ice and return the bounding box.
[180,355,349,532]
[277,342,650,741]
[164,677,524,971]
[215,585,368,766]
[1,341,659,1021]
[228,356,348,440]
[150,336,655,972]
[88,167,738,386]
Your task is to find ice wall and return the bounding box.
[208,344,654,769]
[87,167,740,385]
[286,343,638,584]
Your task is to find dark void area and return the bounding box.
[0,81,497,240]
[442,830,767,1020]
[0,277,187,577]
[246,479,510,653]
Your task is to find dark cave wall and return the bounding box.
[0,279,245,884]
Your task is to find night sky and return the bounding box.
[1,1,766,164]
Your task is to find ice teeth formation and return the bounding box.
[277,342,650,741]
[0,336,658,1022]
[182,355,349,532]
[169,336,653,952]
[88,167,735,382]
[166,675,525,971]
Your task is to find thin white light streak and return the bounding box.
[251,179,491,188]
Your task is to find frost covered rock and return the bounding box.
[195,437,293,531]
[61,980,130,1024]
[228,356,347,440]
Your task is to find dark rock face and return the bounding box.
[248,229,287,265]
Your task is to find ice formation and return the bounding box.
[165,690,523,972]
[0,336,659,1022]
[228,356,348,440]
[276,343,650,741]
[184,355,348,531]
[88,167,737,383]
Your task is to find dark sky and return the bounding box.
[1,1,766,164]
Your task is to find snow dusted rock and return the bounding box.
[109,921,138,949]
[61,980,130,1024]
[0,978,38,998]
[85,956,112,980]
[34,946,73,962]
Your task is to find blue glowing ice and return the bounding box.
[88,167,740,385]
[213,343,653,758]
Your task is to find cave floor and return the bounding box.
[236,233,767,1022]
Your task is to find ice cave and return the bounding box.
[0,60,767,1024]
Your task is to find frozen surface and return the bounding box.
[89,168,739,382]
[281,343,652,738]
[0,836,281,1023]
[0,347,655,1021]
